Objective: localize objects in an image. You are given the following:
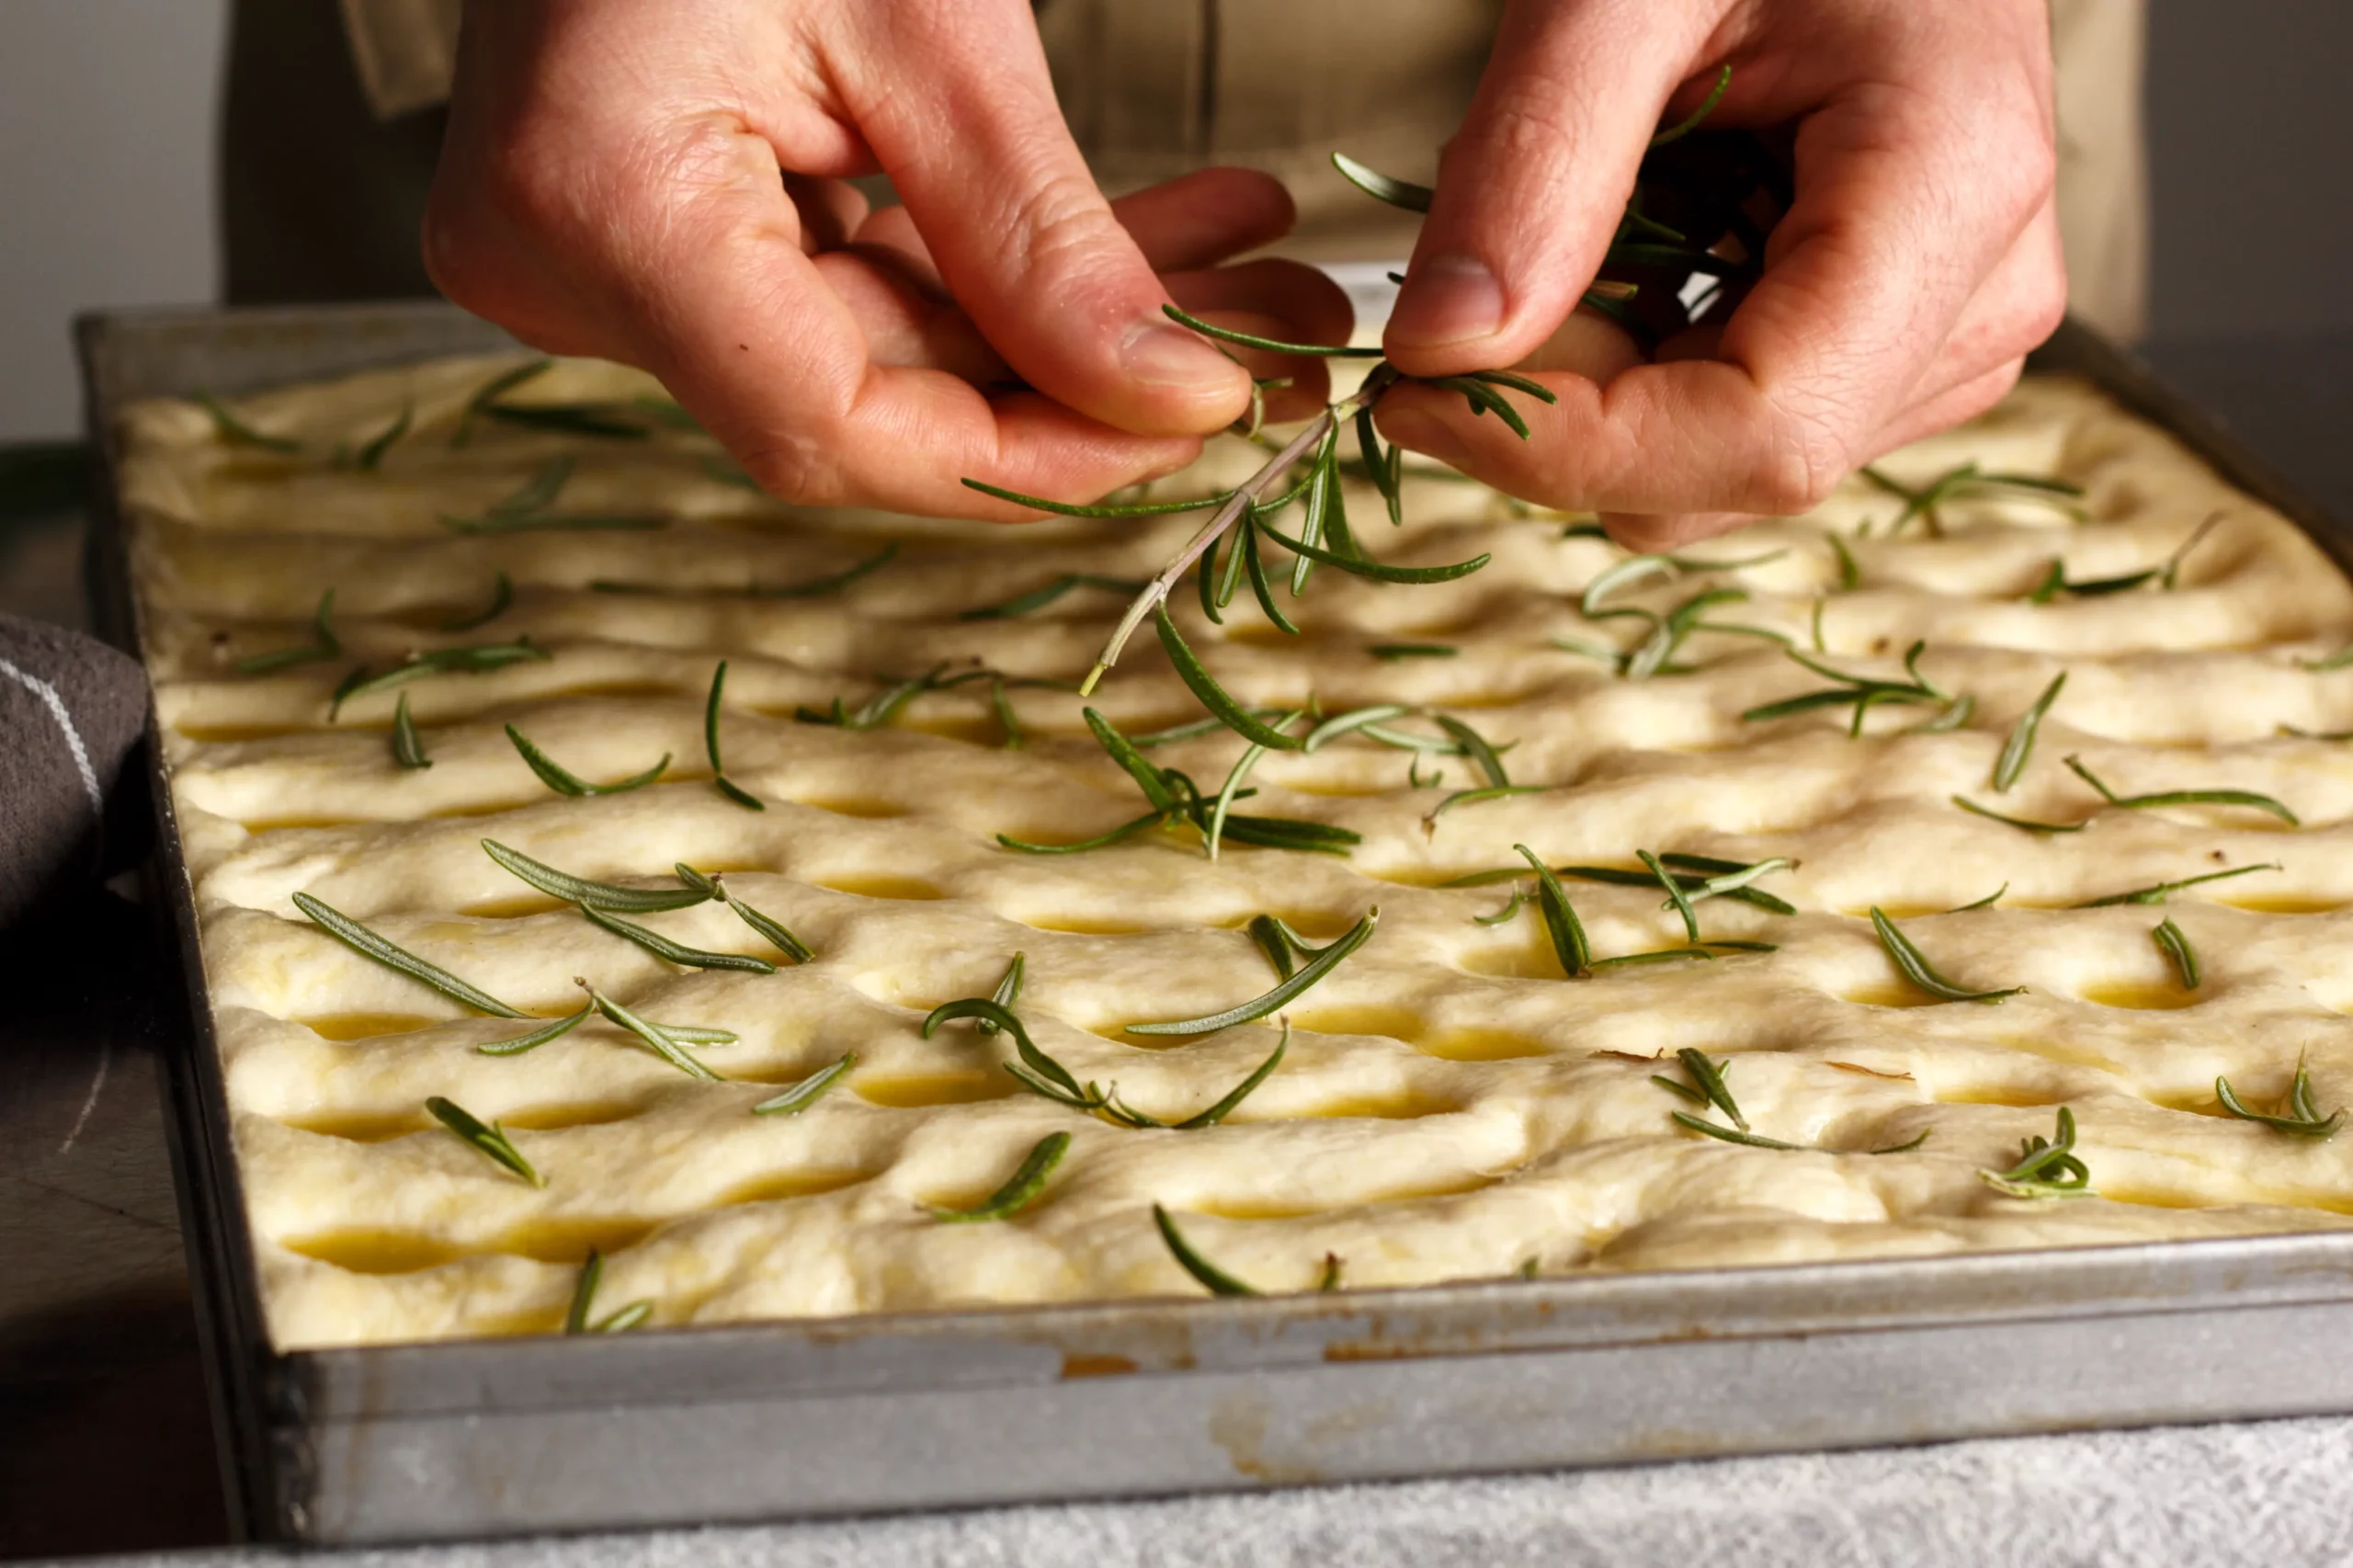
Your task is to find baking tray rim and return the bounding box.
[76,300,2353,1521]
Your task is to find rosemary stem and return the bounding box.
[1082,401,1358,695]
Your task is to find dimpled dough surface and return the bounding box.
[118,355,2353,1350]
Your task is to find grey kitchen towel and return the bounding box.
[0,614,150,928]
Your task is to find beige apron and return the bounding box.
[314,0,2144,338]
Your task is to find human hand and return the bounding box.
[1370,0,2066,548]
[424,0,1350,517]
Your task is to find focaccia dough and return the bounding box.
[119,353,2353,1349]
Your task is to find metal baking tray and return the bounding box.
[77,301,2353,1547]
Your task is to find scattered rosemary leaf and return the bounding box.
[329,638,551,714]
[753,1052,857,1116]
[1153,607,1304,751]
[506,724,668,796]
[442,510,667,536]
[1742,642,1951,734]
[477,1006,591,1057]
[2144,916,2201,991]
[581,903,776,974]
[291,892,524,1017]
[353,403,413,471]
[1515,844,1592,977]
[929,1131,1071,1222]
[2072,863,2281,908]
[1330,152,1431,213]
[1953,794,2084,834]
[961,573,1147,620]
[1474,889,1527,926]
[197,390,301,454]
[1826,531,1860,592]
[1318,1252,1345,1292]
[1672,1112,1805,1151]
[1947,883,2008,913]
[1126,908,1377,1036]
[442,571,513,632]
[2063,755,2299,825]
[391,693,431,769]
[1978,1107,2094,1199]
[702,660,765,810]
[1657,1046,1746,1129]
[483,402,653,440]
[1992,672,2065,792]
[566,1249,652,1335]
[426,1096,544,1186]
[1640,849,1701,943]
[1427,783,1548,820]
[975,952,1025,1035]
[1370,642,1458,660]
[751,540,898,598]
[1254,512,1493,584]
[236,589,340,674]
[1869,906,2023,1003]
[707,873,814,964]
[580,980,722,1081]
[1432,715,1513,789]
[1154,1204,1259,1295]
[2217,1054,2341,1138]
[1649,62,1733,145]
[1169,1026,1288,1129]
[482,840,708,913]
[451,358,553,448]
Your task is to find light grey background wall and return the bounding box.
[0,0,228,441]
[0,2,2347,441]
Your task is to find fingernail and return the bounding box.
[1388,254,1505,348]
[1378,407,1470,469]
[1120,320,1238,390]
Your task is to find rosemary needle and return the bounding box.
[960,573,1147,620]
[1640,849,1701,942]
[483,839,710,912]
[441,571,513,632]
[1370,642,1457,660]
[2063,755,2299,825]
[349,403,412,470]
[506,724,668,796]
[1869,906,2024,1003]
[580,980,722,1081]
[292,892,525,1017]
[1653,1047,1748,1129]
[1154,1205,1259,1296]
[2153,918,2200,991]
[1125,908,1377,1036]
[426,1096,544,1187]
[923,998,1096,1110]
[581,903,777,974]
[1153,607,1302,751]
[1978,1107,2094,1199]
[2072,863,2280,907]
[390,693,431,769]
[705,661,764,810]
[1992,673,2065,792]
[477,1006,591,1057]
[329,639,551,715]
[566,1249,652,1334]
[977,953,1026,1034]
[1515,845,1593,977]
[753,1052,856,1116]
[451,358,552,448]
[236,589,341,675]
[197,390,301,453]
[929,1131,1070,1222]
[704,871,814,963]
[1952,795,2085,834]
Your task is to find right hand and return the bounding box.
[424,0,1352,516]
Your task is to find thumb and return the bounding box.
[1383,0,1723,377]
[835,2,1251,438]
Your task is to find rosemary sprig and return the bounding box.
[477,1006,590,1057]
[2027,514,2222,601]
[451,359,553,448]
[582,902,776,973]
[329,638,551,715]
[680,867,815,963]
[391,693,431,768]
[1126,908,1377,1036]
[1978,1107,2094,1199]
[236,589,339,674]
[1992,673,2065,792]
[752,1051,857,1116]
[291,892,525,1017]
[197,390,301,454]
[483,839,710,912]
[1861,462,2084,537]
[578,979,722,1080]
[506,724,669,796]
[1869,906,2024,1003]
[565,1249,651,1335]
[2072,863,2281,907]
[2152,918,2200,990]
[1515,844,1592,977]
[702,661,765,810]
[426,1096,544,1187]
[1742,642,1952,735]
[929,1132,1070,1222]
[1153,1205,1259,1296]
[441,454,665,532]
[2217,1054,2342,1138]
[961,574,1147,620]
[2063,755,2299,825]
[1952,795,2084,834]
[442,571,513,632]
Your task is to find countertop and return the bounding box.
[6,329,2352,1566]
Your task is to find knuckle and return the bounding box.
[1748,403,1851,516]
[736,434,841,506]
